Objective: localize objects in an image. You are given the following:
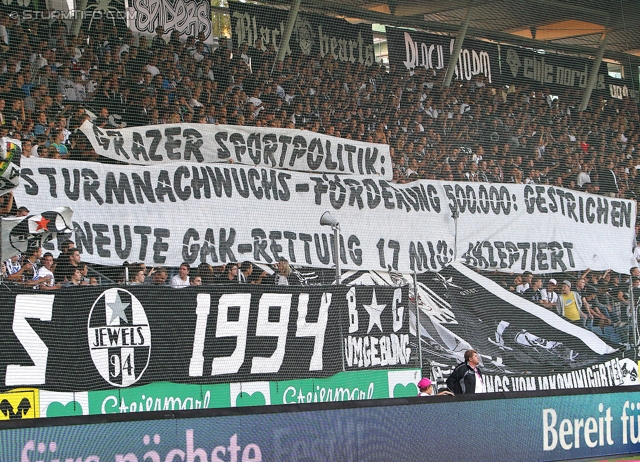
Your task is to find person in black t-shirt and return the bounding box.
[522,277,543,304]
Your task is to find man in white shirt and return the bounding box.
[35,252,57,290]
[540,278,559,309]
[145,56,160,77]
[516,271,533,294]
[20,247,53,288]
[171,262,190,288]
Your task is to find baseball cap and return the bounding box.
[549,278,557,285]
[417,378,432,389]
[562,280,572,288]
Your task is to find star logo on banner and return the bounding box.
[363,290,385,333]
[108,292,129,324]
[35,217,50,231]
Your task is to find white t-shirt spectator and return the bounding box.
[35,266,54,288]
[171,274,190,288]
[540,288,559,304]
[145,64,160,77]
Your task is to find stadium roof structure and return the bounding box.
[254,0,640,66]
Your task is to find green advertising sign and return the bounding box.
[78,369,420,417]
[88,382,231,415]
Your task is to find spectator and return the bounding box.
[556,280,589,326]
[78,262,97,285]
[516,271,532,294]
[417,377,453,396]
[274,258,299,286]
[151,26,167,52]
[522,277,543,304]
[36,252,58,290]
[540,279,559,309]
[446,349,486,395]
[129,264,146,285]
[224,262,239,283]
[149,267,169,286]
[171,262,190,288]
[62,267,84,287]
[598,159,619,197]
[4,254,22,280]
[54,247,81,282]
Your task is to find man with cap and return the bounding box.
[556,280,590,326]
[417,377,453,397]
[540,279,559,309]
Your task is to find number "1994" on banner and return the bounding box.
[188,293,331,376]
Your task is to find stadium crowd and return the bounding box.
[0,14,639,344]
[0,16,637,198]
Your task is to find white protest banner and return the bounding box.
[80,121,393,180]
[125,0,214,45]
[15,158,636,273]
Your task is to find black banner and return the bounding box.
[500,44,610,93]
[228,2,376,67]
[386,27,500,84]
[0,284,412,392]
[429,265,618,371]
[342,264,630,392]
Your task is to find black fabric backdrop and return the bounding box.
[386,27,500,85]
[228,2,375,66]
[0,284,412,392]
[417,265,622,375]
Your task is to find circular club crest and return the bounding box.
[88,288,151,387]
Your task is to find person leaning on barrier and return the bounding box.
[128,264,146,285]
[540,278,559,309]
[417,377,453,397]
[273,258,300,286]
[240,261,267,285]
[171,262,190,288]
[446,349,486,395]
[78,262,98,285]
[522,276,543,304]
[556,280,590,326]
[225,262,240,283]
[148,267,168,286]
[35,252,59,290]
[62,267,84,287]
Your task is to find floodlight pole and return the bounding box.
[274,0,301,65]
[579,33,608,112]
[71,0,88,37]
[442,5,473,88]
